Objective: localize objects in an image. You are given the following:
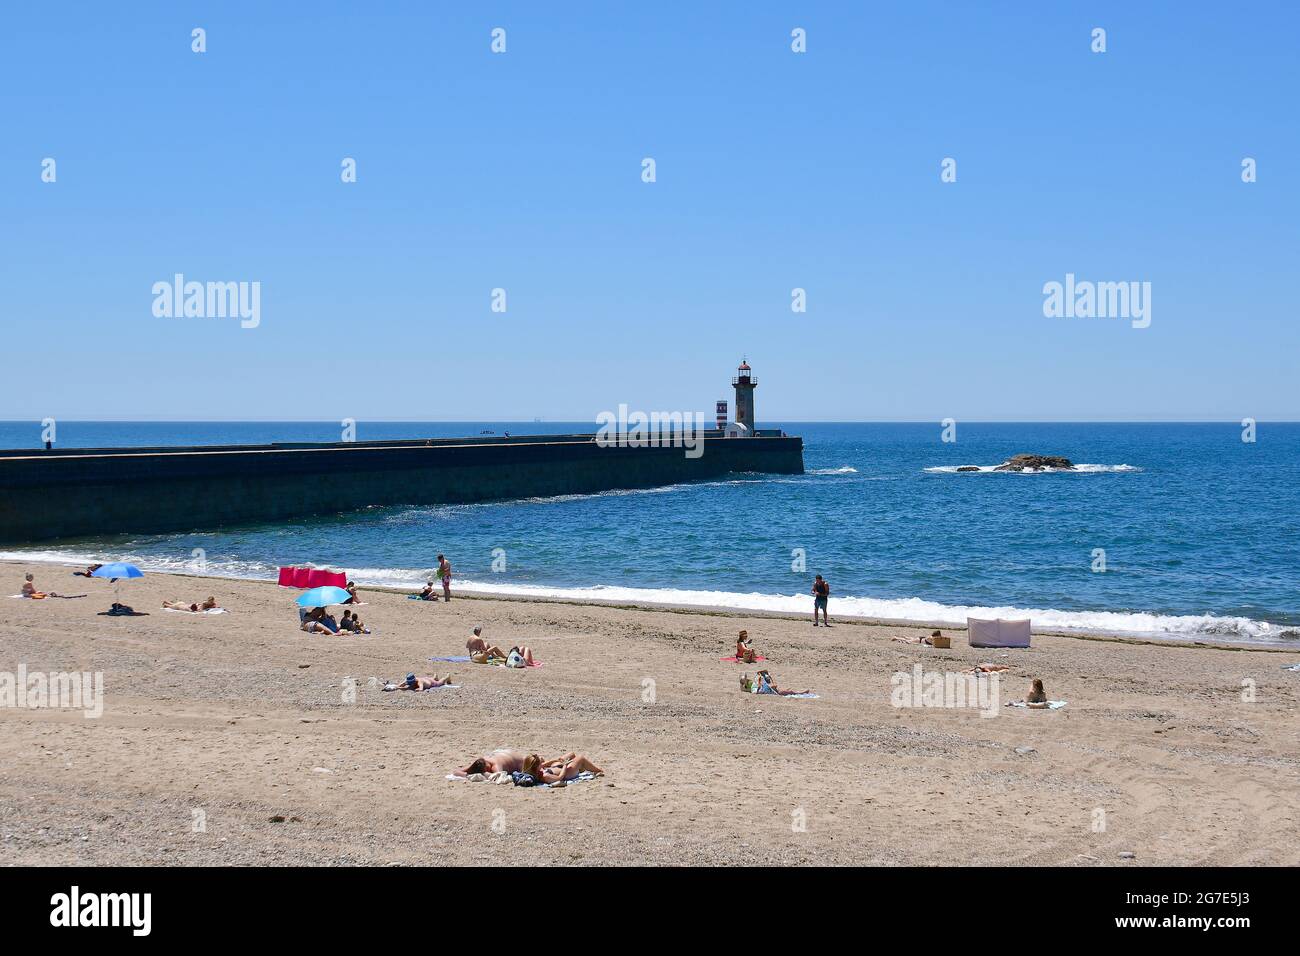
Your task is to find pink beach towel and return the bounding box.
[720,655,767,662]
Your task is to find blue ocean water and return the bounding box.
[3,421,1297,644]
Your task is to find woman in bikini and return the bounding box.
[523,752,604,784]
[735,630,759,663]
[542,753,604,783]
[755,669,812,697]
[163,596,218,612]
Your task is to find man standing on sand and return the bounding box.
[812,574,831,627]
[437,554,452,602]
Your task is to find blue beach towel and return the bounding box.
[428,655,473,663]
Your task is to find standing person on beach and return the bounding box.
[437,554,452,602]
[812,574,831,627]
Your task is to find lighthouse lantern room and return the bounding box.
[731,359,757,433]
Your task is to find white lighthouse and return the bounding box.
[732,359,756,433]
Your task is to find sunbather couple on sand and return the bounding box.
[466,626,535,667]
[452,749,603,785]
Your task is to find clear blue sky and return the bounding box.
[3,2,1297,422]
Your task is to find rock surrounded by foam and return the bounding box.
[993,454,1075,472]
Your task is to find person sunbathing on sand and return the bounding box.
[21,573,53,599]
[73,564,102,578]
[414,581,438,601]
[384,672,453,691]
[736,629,759,663]
[1007,678,1051,708]
[971,663,1009,674]
[163,596,218,612]
[466,626,488,654]
[453,749,529,777]
[522,752,604,785]
[1024,678,1048,706]
[755,669,811,697]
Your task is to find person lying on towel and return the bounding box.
[163,596,219,612]
[384,672,453,691]
[748,671,806,697]
[520,752,604,786]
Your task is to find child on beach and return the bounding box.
[21,573,52,599]
[736,629,759,663]
[339,609,370,634]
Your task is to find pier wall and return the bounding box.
[0,434,804,543]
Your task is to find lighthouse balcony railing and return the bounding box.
[730,375,757,386]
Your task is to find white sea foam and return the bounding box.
[6,548,1291,645]
[925,463,1141,474]
[807,466,859,475]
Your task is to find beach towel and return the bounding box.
[428,655,473,663]
[99,609,149,616]
[447,771,514,785]
[968,617,1032,648]
[749,682,817,699]
[447,770,599,789]
[11,593,88,599]
[1281,663,1300,672]
[163,606,228,615]
[720,655,767,662]
[1005,700,1067,710]
[383,682,460,692]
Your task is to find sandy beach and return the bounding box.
[1,558,1297,867]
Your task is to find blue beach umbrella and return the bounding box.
[296,586,351,608]
[90,562,144,603]
[90,562,144,580]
